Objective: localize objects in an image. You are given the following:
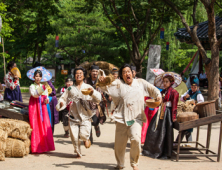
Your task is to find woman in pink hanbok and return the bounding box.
[141,97,159,144]
[28,68,55,153]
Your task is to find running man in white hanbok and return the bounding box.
[56,67,101,158]
[98,64,162,170]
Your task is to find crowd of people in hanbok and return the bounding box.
[0,60,209,170]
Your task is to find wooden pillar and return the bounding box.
[196,126,200,148]
[176,131,182,162]
[206,123,212,154]
[218,121,222,162]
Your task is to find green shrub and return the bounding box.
[20,89,29,93]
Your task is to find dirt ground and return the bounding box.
[1,93,222,170]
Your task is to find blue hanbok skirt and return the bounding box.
[47,96,52,127]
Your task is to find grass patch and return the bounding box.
[20,89,29,93]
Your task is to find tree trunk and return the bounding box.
[132,43,143,77]
[133,59,142,78]
[37,45,40,62]
[33,42,37,67]
[132,43,140,60]
[206,45,219,101]
[204,3,219,104]
[74,57,80,66]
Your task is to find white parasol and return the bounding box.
[154,72,182,89]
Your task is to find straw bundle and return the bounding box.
[5,138,26,158]
[103,69,111,76]
[0,129,8,161]
[0,119,32,140]
[80,61,90,70]
[79,61,118,76]
[96,75,115,87]
[23,139,31,155]
[177,100,196,113]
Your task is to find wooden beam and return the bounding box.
[177,114,222,131]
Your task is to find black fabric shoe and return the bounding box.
[94,125,101,137]
[90,129,93,144]
[64,130,69,138]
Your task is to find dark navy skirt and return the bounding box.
[142,107,174,158]
[4,86,23,102]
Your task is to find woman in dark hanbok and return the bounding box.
[142,72,181,159]
[4,61,23,102]
[47,80,59,133]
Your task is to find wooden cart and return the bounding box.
[173,112,222,162]
[0,106,29,122]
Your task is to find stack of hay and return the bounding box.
[0,119,32,161]
[177,100,199,123]
[177,100,196,113]
[79,61,118,77]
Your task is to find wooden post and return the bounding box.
[2,38,6,75]
[176,131,182,162]
[218,121,222,162]
[206,123,212,154]
[196,126,200,148]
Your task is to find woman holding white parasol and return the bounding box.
[142,72,181,159]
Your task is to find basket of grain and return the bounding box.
[177,112,199,123]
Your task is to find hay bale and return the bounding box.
[0,119,32,141]
[103,69,111,76]
[5,138,26,158]
[79,61,118,72]
[95,61,110,70]
[23,139,31,155]
[177,101,196,114]
[0,129,7,161]
[96,75,115,87]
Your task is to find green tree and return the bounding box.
[45,0,125,67]
[83,0,180,76]
[0,2,13,74]
[161,0,222,103]
[3,0,58,65]
[0,2,13,38]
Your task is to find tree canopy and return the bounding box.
[1,0,222,88]
[45,0,126,67]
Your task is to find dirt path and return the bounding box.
[1,93,222,170]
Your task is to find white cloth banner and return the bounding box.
[146,45,161,84]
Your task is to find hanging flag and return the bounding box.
[55,35,59,48]
[160,28,164,39]
[166,42,170,50]
[0,37,1,44]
